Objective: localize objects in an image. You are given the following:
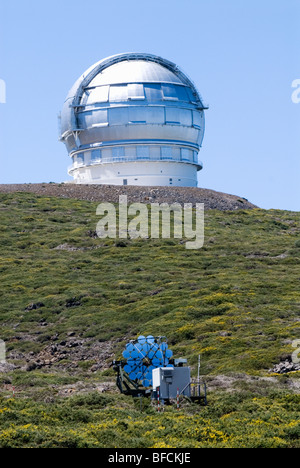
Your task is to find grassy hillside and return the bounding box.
[0,191,299,448]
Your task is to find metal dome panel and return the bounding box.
[88,60,183,87]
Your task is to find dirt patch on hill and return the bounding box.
[0,333,117,378]
[0,183,258,211]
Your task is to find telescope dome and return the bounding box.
[60,53,207,186]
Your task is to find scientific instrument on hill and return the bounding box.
[113,335,207,405]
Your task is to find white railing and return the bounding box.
[68,156,202,172]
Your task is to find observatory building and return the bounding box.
[60,53,207,187]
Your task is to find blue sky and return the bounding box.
[0,0,299,211]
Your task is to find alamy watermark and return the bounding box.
[0,79,6,104]
[0,339,6,364]
[96,195,204,249]
[291,79,300,104]
[292,339,300,364]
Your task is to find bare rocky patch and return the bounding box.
[0,183,258,211]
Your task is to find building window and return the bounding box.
[165,107,180,124]
[109,107,129,125]
[179,109,192,126]
[161,147,173,159]
[112,147,125,159]
[181,148,192,161]
[91,109,108,127]
[74,154,84,165]
[91,150,101,162]
[136,146,150,159]
[162,84,178,101]
[187,88,197,103]
[174,85,189,102]
[129,107,146,124]
[192,111,202,129]
[144,83,162,101]
[128,84,145,100]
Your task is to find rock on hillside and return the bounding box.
[0,183,257,211]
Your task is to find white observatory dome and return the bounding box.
[59,53,207,187]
